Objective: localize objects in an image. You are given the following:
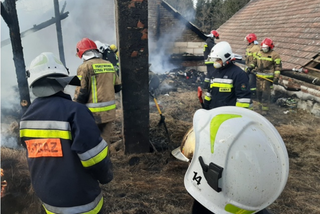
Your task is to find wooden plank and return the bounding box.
[116,0,150,154]
[305,66,320,73]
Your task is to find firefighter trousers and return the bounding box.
[256,78,272,111]
[98,122,113,143]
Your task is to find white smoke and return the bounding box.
[1,0,116,148]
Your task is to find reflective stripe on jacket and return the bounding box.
[74,58,121,124]
[205,63,252,109]
[20,92,113,214]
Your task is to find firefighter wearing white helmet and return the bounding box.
[185,106,289,214]
[26,52,80,97]
[21,52,113,214]
[95,40,119,75]
[203,41,252,109]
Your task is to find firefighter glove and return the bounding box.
[203,99,211,109]
[246,67,253,74]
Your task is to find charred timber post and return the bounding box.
[116,0,150,154]
[1,0,31,114]
[53,0,66,66]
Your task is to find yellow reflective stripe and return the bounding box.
[274,70,280,74]
[275,58,281,64]
[92,63,114,74]
[210,114,242,153]
[204,96,211,101]
[81,146,109,167]
[246,52,253,56]
[205,61,214,64]
[91,76,97,103]
[253,52,258,58]
[259,56,273,61]
[89,104,116,113]
[77,75,82,80]
[20,129,72,140]
[113,74,116,85]
[236,102,251,108]
[43,193,103,214]
[211,83,233,88]
[225,204,255,214]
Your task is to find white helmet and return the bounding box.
[27,52,80,97]
[184,106,289,214]
[208,41,234,65]
[95,40,109,53]
[28,52,68,86]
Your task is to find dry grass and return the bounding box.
[2,85,320,214]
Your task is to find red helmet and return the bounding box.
[245,33,257,43]
[261,38,274,49]
[210,30,219,39]
[76,38,98,58]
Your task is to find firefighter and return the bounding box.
[20,52,113,214]
[184,106,289,214]
[203,30,219,90]
[74,38,122,143]
[203,41,252,109]
[95,40,120,75]
[250,37,282,113]
[244,33,260,98]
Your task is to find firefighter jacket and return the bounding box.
[20,92,113,214]
[245,43,260,70]
[204,38,216,65]
[204,63,252,109]
[74,58,122,124]
[252,50,282,80]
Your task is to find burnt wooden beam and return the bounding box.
[2,0,31,115]
[1,12,69,47]
[1,2,12,26]
[116,0,150,154]
[53,0,66,66]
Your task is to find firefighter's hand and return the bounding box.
[246,67,253,74]
[273,77,279,85]
[203,100,210,109]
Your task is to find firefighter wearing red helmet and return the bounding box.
[203,30,219,90]
[251,37,282,113]
[74,38,122,143]
[244,33,260,98]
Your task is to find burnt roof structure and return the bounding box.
[218,0,320,72]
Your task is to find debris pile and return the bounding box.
[149,67,206,97]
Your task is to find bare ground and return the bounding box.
[1,82,320,214]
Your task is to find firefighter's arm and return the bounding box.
[234,73,252,109]
[71,105,113,184]
[114,71,122,93]
[73,65,90,103]
[203,92,211,109]
[273,53,282,83]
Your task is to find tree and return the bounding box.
[165,0,195,22]
[194,0,250,32]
